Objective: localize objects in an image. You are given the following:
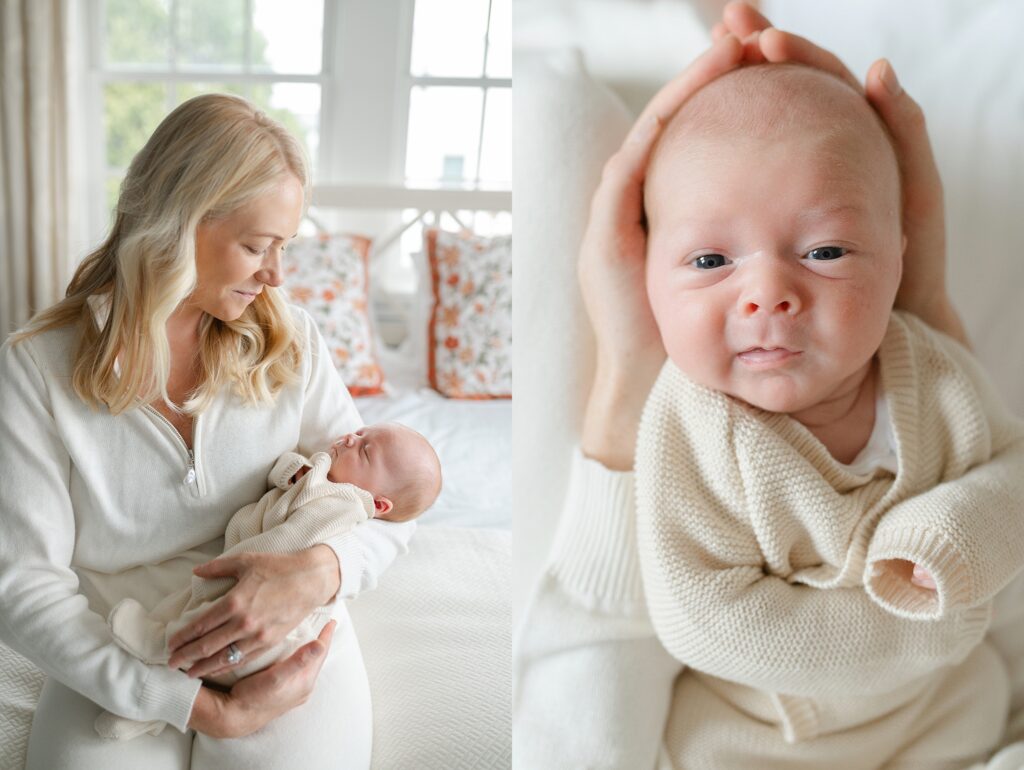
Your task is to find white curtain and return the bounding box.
[0,0,90,336]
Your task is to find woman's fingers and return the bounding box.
[740,31,765,64]
[167,594,239,656]
[722,1,773,38]
[191,554,242,579]
[273,620,334,683]
[222,621,336,737]
[711,21,727,41]
[169,616,245,674]
[168,554,251,653]
[758,27,862,93]
[587,117,663,238]
[864,58,944,219]
[864,57,948,311]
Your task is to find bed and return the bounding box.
[0,199,512,768]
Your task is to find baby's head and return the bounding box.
[644,63,904,415]
[326,422,441,523]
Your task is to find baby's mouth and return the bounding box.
[737,347,800,364]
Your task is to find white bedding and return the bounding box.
[0,364,512,769]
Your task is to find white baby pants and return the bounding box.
[24,610,371,770]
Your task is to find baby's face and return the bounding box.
[326,424,427,501]
[645,66,903,415]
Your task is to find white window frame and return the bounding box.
[400,0,512,189]
[86,0,508,240]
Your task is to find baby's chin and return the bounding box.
[720,379,820,415]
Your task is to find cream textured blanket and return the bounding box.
[636,311,1024,767]
[95,450,373,741]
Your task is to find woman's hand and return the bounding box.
[579,33,746,470]
[167,544,341,679]
[188,619,336,738]
[713,2,968,347]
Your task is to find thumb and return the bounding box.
[865,59,943,198]
[316,619,337,649]
[298,621,336,667]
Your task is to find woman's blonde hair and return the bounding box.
[12,93,309,415]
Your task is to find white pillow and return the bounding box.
[512,47,633,615]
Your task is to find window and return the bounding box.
[404,0,511,188]
[90,0,511,304]
[95,0,325,235]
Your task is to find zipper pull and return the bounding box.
[184,449,197,486]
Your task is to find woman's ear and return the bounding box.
[373,496,393,517]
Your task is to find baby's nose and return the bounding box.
[342,434,357,447]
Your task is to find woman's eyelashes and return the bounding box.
[689,245,847,269]
[244,242,288,257]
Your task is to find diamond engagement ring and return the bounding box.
[226,643,244,665]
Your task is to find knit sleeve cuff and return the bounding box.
[547,448,645,614]
[139,664,202,733]
[327,529,365,601]
[864,527,973,620]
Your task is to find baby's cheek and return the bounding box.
[660,303,724,380]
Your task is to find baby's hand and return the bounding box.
[910,564,937,591]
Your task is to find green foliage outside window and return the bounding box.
[104,0,315,220]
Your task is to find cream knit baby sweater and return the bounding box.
[632,311,1024,766]
[94,449,375,740]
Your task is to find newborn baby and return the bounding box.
[636,63,1024,767]
[95,421,441,740]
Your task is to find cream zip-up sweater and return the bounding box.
[515,312,1024,768]
[0,306,414,734]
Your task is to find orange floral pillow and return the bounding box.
[284,233,385,396]
[425,228,512,399]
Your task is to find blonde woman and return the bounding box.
[0,94,410,768]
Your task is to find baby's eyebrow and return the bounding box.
[796,203,865,223]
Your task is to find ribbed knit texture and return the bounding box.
[635,310,1024,757]
[549,449,645,613]
[96,450,374,739]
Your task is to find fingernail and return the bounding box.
[880,59,902,97]
[627,115,660,146]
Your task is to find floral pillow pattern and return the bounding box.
[425,228,512,399]
[284,233,385,396]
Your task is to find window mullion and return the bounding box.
[475,87,488,188]
[168,0,178,109]
[481,0,493,78]
[318,0,337,183]
[243,0,253,73]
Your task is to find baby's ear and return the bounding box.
[373,496,394,518]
